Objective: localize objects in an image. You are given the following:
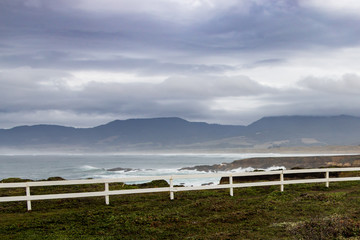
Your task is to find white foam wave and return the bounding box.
[87,166,287,186]
[79,165,103,171]
[265,166,286,171]
[229,166,285,173]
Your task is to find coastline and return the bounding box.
[182,154,360,172]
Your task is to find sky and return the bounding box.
[1,0,360,128]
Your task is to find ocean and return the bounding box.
[0,153,332,186]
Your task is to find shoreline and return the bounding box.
[183,154,360,172]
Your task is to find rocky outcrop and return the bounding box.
[181,155,360,172]
[107,167,137,172]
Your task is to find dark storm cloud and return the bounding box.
[0,71,272,112]
[1,0,360,127]
[0,66,278,127]
[253,75,360,118]
[2,0,360,71]
[1,67,360,127]
[197,1,360,52]
[242,58,286,69]
[0,53,234,76]
[0,0,180,61]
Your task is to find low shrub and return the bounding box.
[288,214,360,240]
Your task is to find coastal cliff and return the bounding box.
[181,155,360,172]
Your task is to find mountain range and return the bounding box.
[1,115,360,152]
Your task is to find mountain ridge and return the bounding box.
[1,115,360,152]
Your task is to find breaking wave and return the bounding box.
[78,165,287,186]
[0,153,302,186]
[79,165,104,171]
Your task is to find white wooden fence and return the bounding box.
[1,167,360,211]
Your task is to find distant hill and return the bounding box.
[245,115,360,146]
[1,115,360,152]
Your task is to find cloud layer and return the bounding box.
[1,0,360,128]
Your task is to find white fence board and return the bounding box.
[2,167,360,211]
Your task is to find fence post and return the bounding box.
[326,171,329,188]
[170,176,174,200]
[105,182,109,205]
[280,170,284,192]
[229,174,234,196]
[26,184,32,211]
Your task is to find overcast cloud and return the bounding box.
[1,0,360,128]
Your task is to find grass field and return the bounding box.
[1,178,360,239]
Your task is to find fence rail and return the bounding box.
[1,167,360,211]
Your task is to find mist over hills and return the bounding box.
[0,115,360,152]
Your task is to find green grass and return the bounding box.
[2,179,360,239]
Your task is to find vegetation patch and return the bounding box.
[1,179,360,239]
[288,215,360,240]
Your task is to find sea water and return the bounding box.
[0,153,334,186]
